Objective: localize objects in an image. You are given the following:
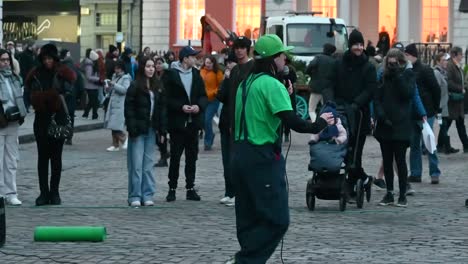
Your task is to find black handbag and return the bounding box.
[4,106,21,121]
[47,95,73,140]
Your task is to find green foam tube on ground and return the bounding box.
[34,226,106,242]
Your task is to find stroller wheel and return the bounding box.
[339,195,346,211]
[306,192,315,211]
[366,184,372,202]
[356,179,364,209]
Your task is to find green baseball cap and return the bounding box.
[254,34,294,58]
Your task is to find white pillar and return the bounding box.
[0,0,3,47]
[338,0,359,28]
[338,0,351,25]
[397,0,410,44]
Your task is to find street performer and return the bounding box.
[227,34,335,264]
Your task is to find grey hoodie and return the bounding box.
[172,61,193,102]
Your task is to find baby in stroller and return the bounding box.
[309,102,347,145]
[306,102,350,210]
[308,102,348,173]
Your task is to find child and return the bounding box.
[309,101,347,144]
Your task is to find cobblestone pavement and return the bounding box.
[1,123,468,263]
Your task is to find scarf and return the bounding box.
[0,67,28,118]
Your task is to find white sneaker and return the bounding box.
[106,146,120,152]
[122,138,128,150]
[225,197,235,207]
[6,196,22,206]
[220,196,231,204]
[130,201,141,207]
[143,200,154,206]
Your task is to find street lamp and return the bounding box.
[117,0,122,51]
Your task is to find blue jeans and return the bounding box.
[204,100,220,147]
[409,117,441,178]
[127,128,156,203]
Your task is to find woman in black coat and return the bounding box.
[374,48,415,207]
[124,57,166,207]
[25,44,76,206]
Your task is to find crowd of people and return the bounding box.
[0,31,467,263]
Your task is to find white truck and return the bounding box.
[262,12,349,119]
[263,11,348,64]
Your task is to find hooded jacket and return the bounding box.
[163,62,208,132]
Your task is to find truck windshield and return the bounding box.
[286,23,348,55]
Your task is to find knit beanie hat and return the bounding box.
[404,43,418,58]
[348,30,365,48]
[89,50,99,61]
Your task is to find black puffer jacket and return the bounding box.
[374,68,416,142]
[124,81,167,138]
[412,59,441,118]
[306,53,335,94]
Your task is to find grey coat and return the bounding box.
[433,66,449,117]
[104,73,131,131]
[0,71,27,119]
[83,58,101,90]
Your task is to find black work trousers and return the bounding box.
[220,132,235,198]
[379,140,409,195]
[444,117,468,148]
[168,124,199,189]
[35,135,65,195]
[232,142,289,264]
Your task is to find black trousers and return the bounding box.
[379,140,409,195]
[232,142,289,264]
[220,132,235,198]
[347,134,368,182]
[157,132,169,158]
[168,125,199,189]
[444,117,468,148]
[83,89,99,118]
[35,135,65,195]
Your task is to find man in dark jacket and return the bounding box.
[18,40,37,111]
[105,45,119,80]
[404,43,442,184]
[446,46,468,153]
[322,29,377,196]
[163,46,208,202]
[306,43,336,121]
[60,49,84,145]
[217,36,253,206]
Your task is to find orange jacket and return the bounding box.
[200,68,223,101]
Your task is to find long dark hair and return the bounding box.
[251,51,279,77]
[202,55,220,73]
[134,56,156,92]
[0,49,15,73]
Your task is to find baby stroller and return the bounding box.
[306,106,372,211]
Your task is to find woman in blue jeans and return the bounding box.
[124,57,166,207]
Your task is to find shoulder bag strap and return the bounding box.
[58,95,70,116]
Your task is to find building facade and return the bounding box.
[142,0,468,54]
[80,0,141,57]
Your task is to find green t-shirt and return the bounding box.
[234,73,293,145]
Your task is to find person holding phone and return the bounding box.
[104,60,131,152]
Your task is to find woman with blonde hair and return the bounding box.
[374,48,415,207]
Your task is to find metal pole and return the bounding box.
[0,0,3,47]
[117,0,122,51]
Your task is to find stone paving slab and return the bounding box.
[1,119,468,263]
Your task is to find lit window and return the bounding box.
[235,0,261,40]
[310,0,337,18]
[178,0,205,44]
[422,0,449,42]
[378,0,397,45]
